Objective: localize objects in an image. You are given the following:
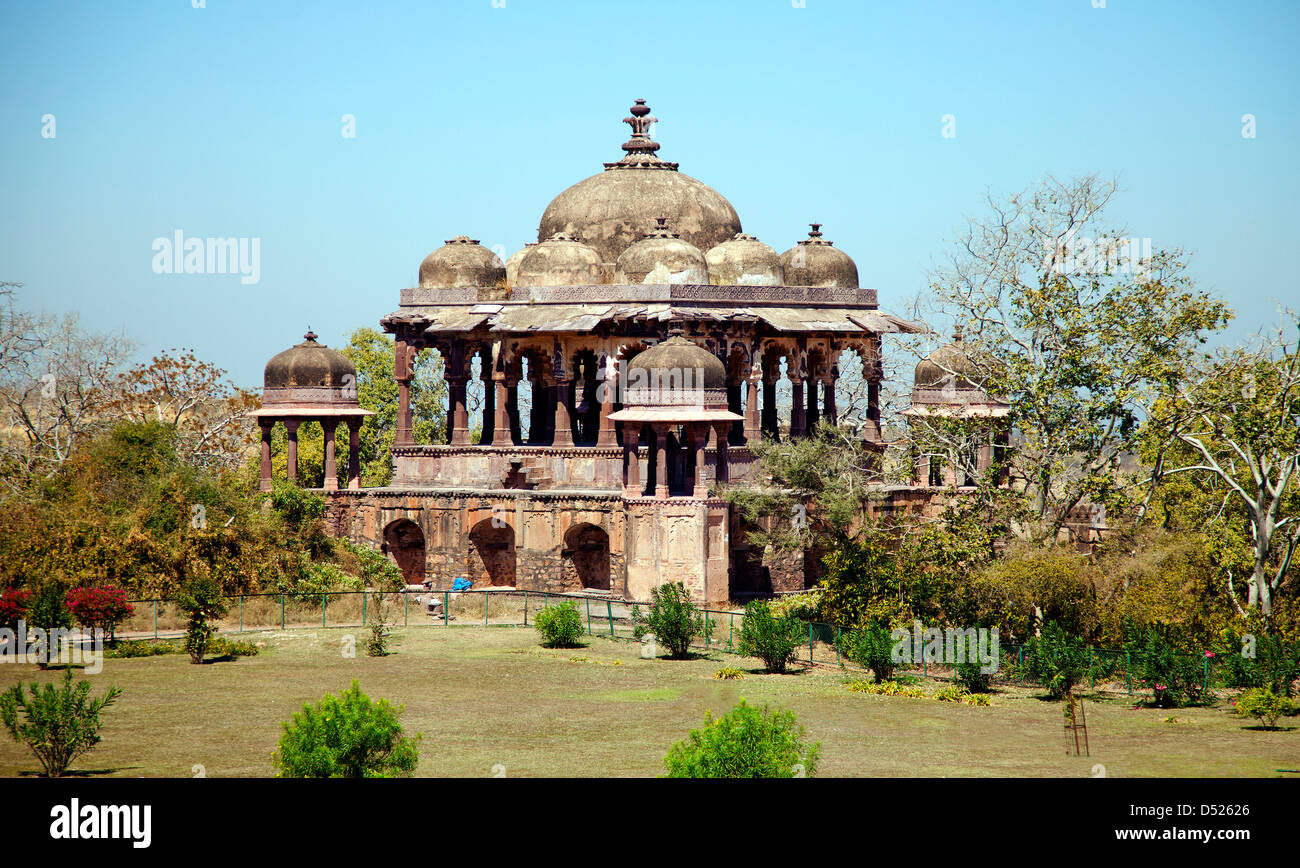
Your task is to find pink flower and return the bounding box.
[1205,652,1215,658]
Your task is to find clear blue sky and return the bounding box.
[2,0,1296,386]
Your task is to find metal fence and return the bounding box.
[117,591,1240,696]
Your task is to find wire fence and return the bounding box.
[116,591,1249,697]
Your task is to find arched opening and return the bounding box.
[468,518,516,587]
[382,519,426,586]
[562,523,610,591]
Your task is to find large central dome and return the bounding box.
[537,100,742,264]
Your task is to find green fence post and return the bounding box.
[607,600,614,637]
[444,591,449,626]
[1203,654,1210,693]
[728,613,734,651]
[835,626,841,667]
[281,594,285,629]
[322,593,327,627]
[808,623,814,664]
[586,597,592,634]
[485,593,490,627]
[1126,651,1132,694]
[362,592,367,627]
[524,591,529,626]
[1089,647,1094,689]
[404,592,408,628]
[153,600,158,639]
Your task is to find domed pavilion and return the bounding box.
[285,99,926,601]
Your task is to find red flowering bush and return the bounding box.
[65,587,133,638]
[0,589,32,629]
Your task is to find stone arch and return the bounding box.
[382,519,426,586]
[562,523,610,591]
[468,517,516,587]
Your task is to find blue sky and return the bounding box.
[1,0,1296,386]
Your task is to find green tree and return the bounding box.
[736,600,804,674]
[176,573,229,664]
[0,668,122,777]
[273,680,420,778]
[663,699,820,778]
[632,581,712,659]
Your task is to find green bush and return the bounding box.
[737,600,804,674]
[632,582,712,659]
[534,602,584,648]
[1234,687,1293,730]
[273,680,420,778]
[1221,633,1300,698]
[205,637,259,658]
[954,659,992,693]
[840,622,896,682]
[104,639,181,658]
[713,666,745,680]
[663,699,820,778]
[0,669,122,777]
[1024,621,1090,700]
[176,574,229,664]
[1127,624,1205,707]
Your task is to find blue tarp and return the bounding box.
[452,577,473,591]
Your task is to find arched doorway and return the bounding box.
[468,518,516,587]
[562,523,610,591]
[382,519,426,586]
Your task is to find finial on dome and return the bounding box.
[649,216,679,238]
[621,99,659,156]
[303,328,318,343]
[445,235,480,245]
[798,223,834,247]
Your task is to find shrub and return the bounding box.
[273,680,420,778]
[175,574,228,664]
[342,540,403,591]
[0,588,32,629]
[365,591,397,657]
[841,622,897,683]
[632,582,712,659]
[846,679,925,698]
[736,600,804,674]
[713,666,745,680]
[963,693,992,707]
[768,590,823,622]
[0,669,122,777]
[934,686,966,702]
[205,637,259,658]
[663,699,819,778]
[65,586,133,639]
[1222,634,1300,698]
[954,659,992,693]
[1024,621,1090,700]
[27,584,72,670]
[1127,624,1205,707]
[534,602,584,648]
[1234,688,1293,730]
[104,639,180,658]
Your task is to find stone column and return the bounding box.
[822,376,837,426]
[745,376,760,444]
[622,422,642,495]
[692,423,709,498]
[653,424,669,499]
[285,419,299,485]
[596,363,618,447]
[347,420,361,490]
[713,422,730,485]
[790,376,806,438]
[322,419,338,491]
[259,421,273,492]
[448,376,470,446]
[507,378,521,445]
[492,373,512,447]
[528,375,547,444]
[394,340,413,446]
[805,377,819,431]
[552,378,574,447]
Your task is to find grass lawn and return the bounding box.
[0,626,1296,777]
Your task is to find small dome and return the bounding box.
[418,236,505,289]
[516,233,607,286]
[504,242,536,287]
[537,100,742,262]
[615,218,709,284]
[913,327,985,392]
[779,224,859,288]
[705,232,784,285]
[625,335,727,393]
[264,330,356,390]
